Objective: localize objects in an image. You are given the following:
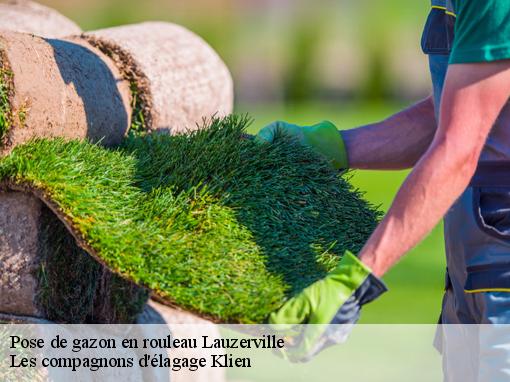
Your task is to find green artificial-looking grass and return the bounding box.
[0,116,380,323]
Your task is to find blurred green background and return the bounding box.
[39,0,444,323]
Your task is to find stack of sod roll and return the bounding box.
[0,20,231,302]
[0,2,233,380]
[0,0,234,320]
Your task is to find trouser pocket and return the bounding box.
[473,187,510,240]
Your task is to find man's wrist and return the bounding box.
[357,250,380,277]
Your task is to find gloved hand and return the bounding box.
[256,120,349,170]
[268,251,387,362]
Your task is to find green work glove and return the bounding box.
[256,120,349,170]
[268,251,387,362]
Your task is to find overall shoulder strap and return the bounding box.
[422,0,456,55]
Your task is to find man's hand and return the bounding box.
[256,120,349,170]
[268,251,387,362]
[256,97,437,171]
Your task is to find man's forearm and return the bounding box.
[342,97,437,170]
[358,62,510,277]
[358,139,476,277]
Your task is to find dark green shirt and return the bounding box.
[450,0,510,64]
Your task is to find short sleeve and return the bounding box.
[450,0,510,64]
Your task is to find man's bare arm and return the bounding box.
[358,62,510,277]
[342,96,437,170]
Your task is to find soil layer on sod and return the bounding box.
[0,116,380,323]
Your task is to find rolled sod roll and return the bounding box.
[84,22,234,135]
[0,31,131,154]
[0,0,81,38]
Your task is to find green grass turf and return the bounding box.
[0,115,380,323]
[241,102,446,323]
